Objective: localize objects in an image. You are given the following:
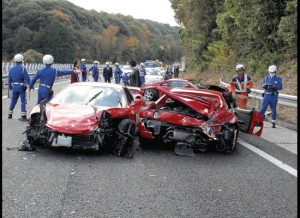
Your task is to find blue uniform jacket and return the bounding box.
[8,64,31,90]
[114,68,123,78]
[122,74,129,82]
[80,63,87,72]
[140,67,146,77]
[261,75,282,93]
[29,66,74,89]
[89,66,99,76]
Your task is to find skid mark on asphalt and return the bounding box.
[238,139,297,177]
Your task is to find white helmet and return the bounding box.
[140,63,144,66]
[94,60,98,64]
[81,58,85,62]
[105,62,109,65]
[236,64,245,71]
[43,54,54,65]
[268,65,277,73]
[115,63,119,66]
[14,54,24,63]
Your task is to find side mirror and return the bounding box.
[148,101,156,109]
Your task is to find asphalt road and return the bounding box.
[2,78,297,218]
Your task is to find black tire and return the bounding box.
[144,89,159,101]
[226,125,239,152]
[117,119,136,157]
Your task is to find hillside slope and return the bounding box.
[181,59,297,129]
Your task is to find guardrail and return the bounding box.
[220,79,297,109]
[1,63,109,88]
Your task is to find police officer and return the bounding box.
[89,61,100,82]
[114,63,123,84]
[80,58,87,82]
[29,54,77,104]
[103,62,112,83]
[121,73,130,86]
[8,54,31,121]
[139,63,146,84]
[259,65,283,128]
[229,64,253,109]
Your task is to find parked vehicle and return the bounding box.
[144,68,164,84]
[144,60,162,68]
[142,79,196,101]
[121,65,133,76]
[23,83,145,157]
[138,86,264,155]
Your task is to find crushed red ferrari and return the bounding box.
[141,79,196,101]
[22,83,145,158]
[138,86,263,156]
[141,78,233,102]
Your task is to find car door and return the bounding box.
[235,108,264,136]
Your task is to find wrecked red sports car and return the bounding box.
[23,83,145,157]
[141,79,196,101]
[138,86,263,155]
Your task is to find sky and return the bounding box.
[67,0,179,26]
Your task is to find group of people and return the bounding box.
[70,59,145,87]
[229,64,283,128]
[71,58,99,83]
[7,53,283,128]
[8,54,78,121]
[164,65,180,80]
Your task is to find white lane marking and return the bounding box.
[238,139,297,178]
[2,80,70,99]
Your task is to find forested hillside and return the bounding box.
[2,0,182,63]
[171,0,297,79]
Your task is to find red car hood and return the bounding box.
[45,104,102,134]
[156,86,224,118]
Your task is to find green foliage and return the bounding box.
[171,0,297,75]
[2,0,182,63]
[22,49,44,63]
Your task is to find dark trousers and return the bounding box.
[104,77,111,83]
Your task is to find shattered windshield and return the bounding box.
[51,85,127,107]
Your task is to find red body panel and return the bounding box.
[141,79,196,98]
[139,86,238,140]
[30,102,141,135]
[248,111,264,136]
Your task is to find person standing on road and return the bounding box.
[103,62,113,83]
[129,60,141,87]
[114,63,123,84]
[89,61,100,82]
[174,66,180,78]
[229,64,253,109]
[71,59,81,83]
[139,63,146,85]
[166,64,173,80]
[8,53,31,121]
[259,65,283,128]
[121,73,130,86]
[80,58,88,82]
[29,54,77,104]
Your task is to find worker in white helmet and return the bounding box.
[259,65,283,128]
[229,64,253,109]
[114,63,123,84]
[80,58,87,82]
[89,61,100,82]
[8,53,31,121]
[29,54,77,104]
